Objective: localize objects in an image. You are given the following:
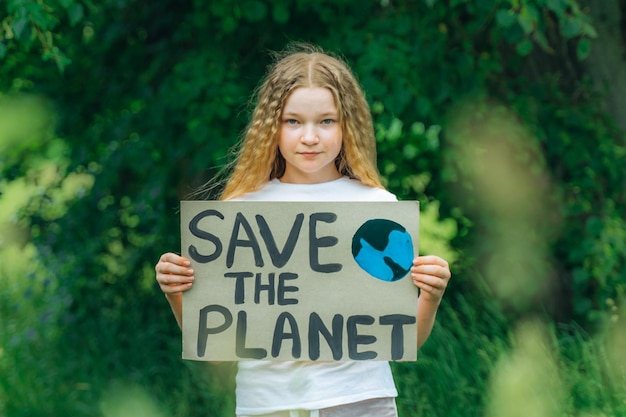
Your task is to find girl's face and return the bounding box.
[278,87,343,184]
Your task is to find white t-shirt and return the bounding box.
[233,177,400,416]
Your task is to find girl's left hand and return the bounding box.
[411,255,452,303]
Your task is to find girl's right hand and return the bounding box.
[155,252,195,294]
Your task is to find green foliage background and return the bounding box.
[1,0,625,416]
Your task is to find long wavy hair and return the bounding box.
[213,43,384,200]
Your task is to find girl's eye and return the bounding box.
[285,119,299,125]
[321,119,334,125]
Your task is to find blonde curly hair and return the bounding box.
[219,43,384,200]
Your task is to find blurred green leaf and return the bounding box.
[12,12,29,39]
[272,2,289,23]
[517,4,539,34]
[516,38,533,55]
[243,0,268,22]
[561,15,582,38]
[576,38,591,60]
[67,3,84,27]
[582,22,598,38]
[495,9,517,28]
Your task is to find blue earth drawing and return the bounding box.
[351,219,414,282]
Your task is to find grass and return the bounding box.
[1,245,625,417]
[394,297,626,417]
[0,243,235,417]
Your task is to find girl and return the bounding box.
[155,43,452,417]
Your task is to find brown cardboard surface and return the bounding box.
[180,201,419,361]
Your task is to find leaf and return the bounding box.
[576,38,591,60]
[242,0,268,22]
[222,16,237,33]
[425,125,441,150]
[387,117,403,142]
[582,22,598,39]
[560,16,582,39]
[495,9,516,28]
[67,3,84,27]
[476,0,492,12]
[415,96,432,116]
[545,0,567,14]
[402,144,419,159]
[12,13,29,39]
[411,122,425,136]
[272,3,289,24]
[515,38,533,56]
[532,30,553,53]
[23,2,53,29]
[517,4,539,35]
[371,101,385,115]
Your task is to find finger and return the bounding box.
[411,273,447,291]
[156,269,195,284]
[158,252,190,266]
[413,280,439,295]
[156,261,194,277]
[411,264,451,279]
[156,253,194,276]
[159,281,193,294]
[155,261,194,287]
[413,255,449,268]
[412,276,448,304]
[414,281,446,303]
[156,271,194,297]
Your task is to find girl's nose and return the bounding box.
[301,124,319,144]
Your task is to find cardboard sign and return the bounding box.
[180,201,419,362]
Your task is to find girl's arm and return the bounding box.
[411,255,452,348]
[155,252,195,329]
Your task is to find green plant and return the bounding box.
[1,0,625,415]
